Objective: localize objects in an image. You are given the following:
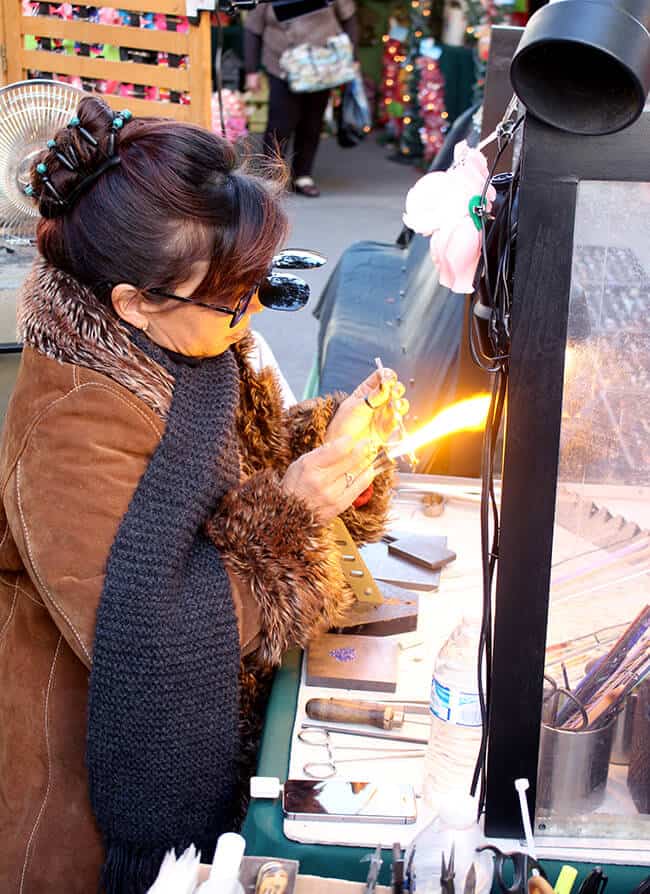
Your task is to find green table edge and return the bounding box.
[242,650,649,890]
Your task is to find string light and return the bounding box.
[441,111,448,118]
[386,78,394,86]
[406,64,414,72]
[404,116,412,124]
[382,34,389,42]
[403,94,411,102]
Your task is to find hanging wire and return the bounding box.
[467,109,524,815]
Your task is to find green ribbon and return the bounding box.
[469,194,486,231]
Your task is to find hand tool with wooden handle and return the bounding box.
[306,697,407,729]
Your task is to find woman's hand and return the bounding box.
[282,436,393,525]
[325,369,409,448]
[245,72,262,93]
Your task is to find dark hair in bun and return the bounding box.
[29,95,289,310]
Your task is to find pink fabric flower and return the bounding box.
[403,140,496,293]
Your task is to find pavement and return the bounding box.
[0,134,420,398]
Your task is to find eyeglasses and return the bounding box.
[146,248,326,329]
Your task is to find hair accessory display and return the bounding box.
[36,162,47,175]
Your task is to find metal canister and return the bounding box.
[610,693,638,765]
[537,717,616,813]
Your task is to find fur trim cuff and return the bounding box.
[206,470,353,666]
[284,394,345,459]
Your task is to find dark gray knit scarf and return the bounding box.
[87,332,242,894]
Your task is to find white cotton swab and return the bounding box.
[514,778,537,861]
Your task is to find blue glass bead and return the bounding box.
[36,163,47,175]
[112,117,124,130]
[47,139,56,149]
[24,185,34,196]
[121,109,132,121]
[69,116,80,127]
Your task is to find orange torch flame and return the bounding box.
[387,393,492,459]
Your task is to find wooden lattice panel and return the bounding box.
[0,0,211,126]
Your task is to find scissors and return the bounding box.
[297,726,425,779]
[477,845,549,894]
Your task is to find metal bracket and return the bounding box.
[331,517,384,605]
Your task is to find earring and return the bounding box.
[141,322,149,332]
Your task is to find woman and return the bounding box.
[0,96,406,893]
[244,0,358,197]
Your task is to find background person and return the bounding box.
[244,0,358,197]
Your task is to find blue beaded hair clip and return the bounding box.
[25,109,133,210]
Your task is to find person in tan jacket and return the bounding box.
[0,96,407,893]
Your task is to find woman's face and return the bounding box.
[112,261,264,357]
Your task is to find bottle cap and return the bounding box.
[250,776,282,799]
[439,794,479,829]
[210,832,245,881]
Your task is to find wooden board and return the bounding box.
[306,634,399,693]
[387,533,456,571]
[359,542,441,591]
[334,583,419,637]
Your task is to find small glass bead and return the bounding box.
[47,139,56,149]
[36,163,47,175]
[121,109,132,121]
[112,117,124,130]
[24,185,34,196]
[68,116,80,126]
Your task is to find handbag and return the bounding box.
[335,70,372,147]
[280,32,356,93]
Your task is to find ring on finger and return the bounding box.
[345,472,354,488]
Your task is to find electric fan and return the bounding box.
[0,79,84,245]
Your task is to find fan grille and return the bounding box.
[0,79,84,244]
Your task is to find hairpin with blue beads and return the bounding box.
[25,109,133,205]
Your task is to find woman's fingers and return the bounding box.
[313,436,380,474]
[335,455,395,512]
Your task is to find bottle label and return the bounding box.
[430,678,482,727]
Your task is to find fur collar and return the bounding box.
[18,262,259,422]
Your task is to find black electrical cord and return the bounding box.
[468,115,523,815]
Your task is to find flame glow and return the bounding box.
[388,393,492,459]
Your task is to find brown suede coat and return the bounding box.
[0,263,393,893]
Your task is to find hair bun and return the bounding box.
[27,96,130,218]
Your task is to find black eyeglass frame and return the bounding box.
[145,248,326,329]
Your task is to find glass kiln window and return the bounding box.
[536,180,650,843]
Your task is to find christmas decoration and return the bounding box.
[378,0,448,166]
[463,0,513,103]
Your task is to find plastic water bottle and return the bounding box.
[423,615,483,811]
[405,795,493,894]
